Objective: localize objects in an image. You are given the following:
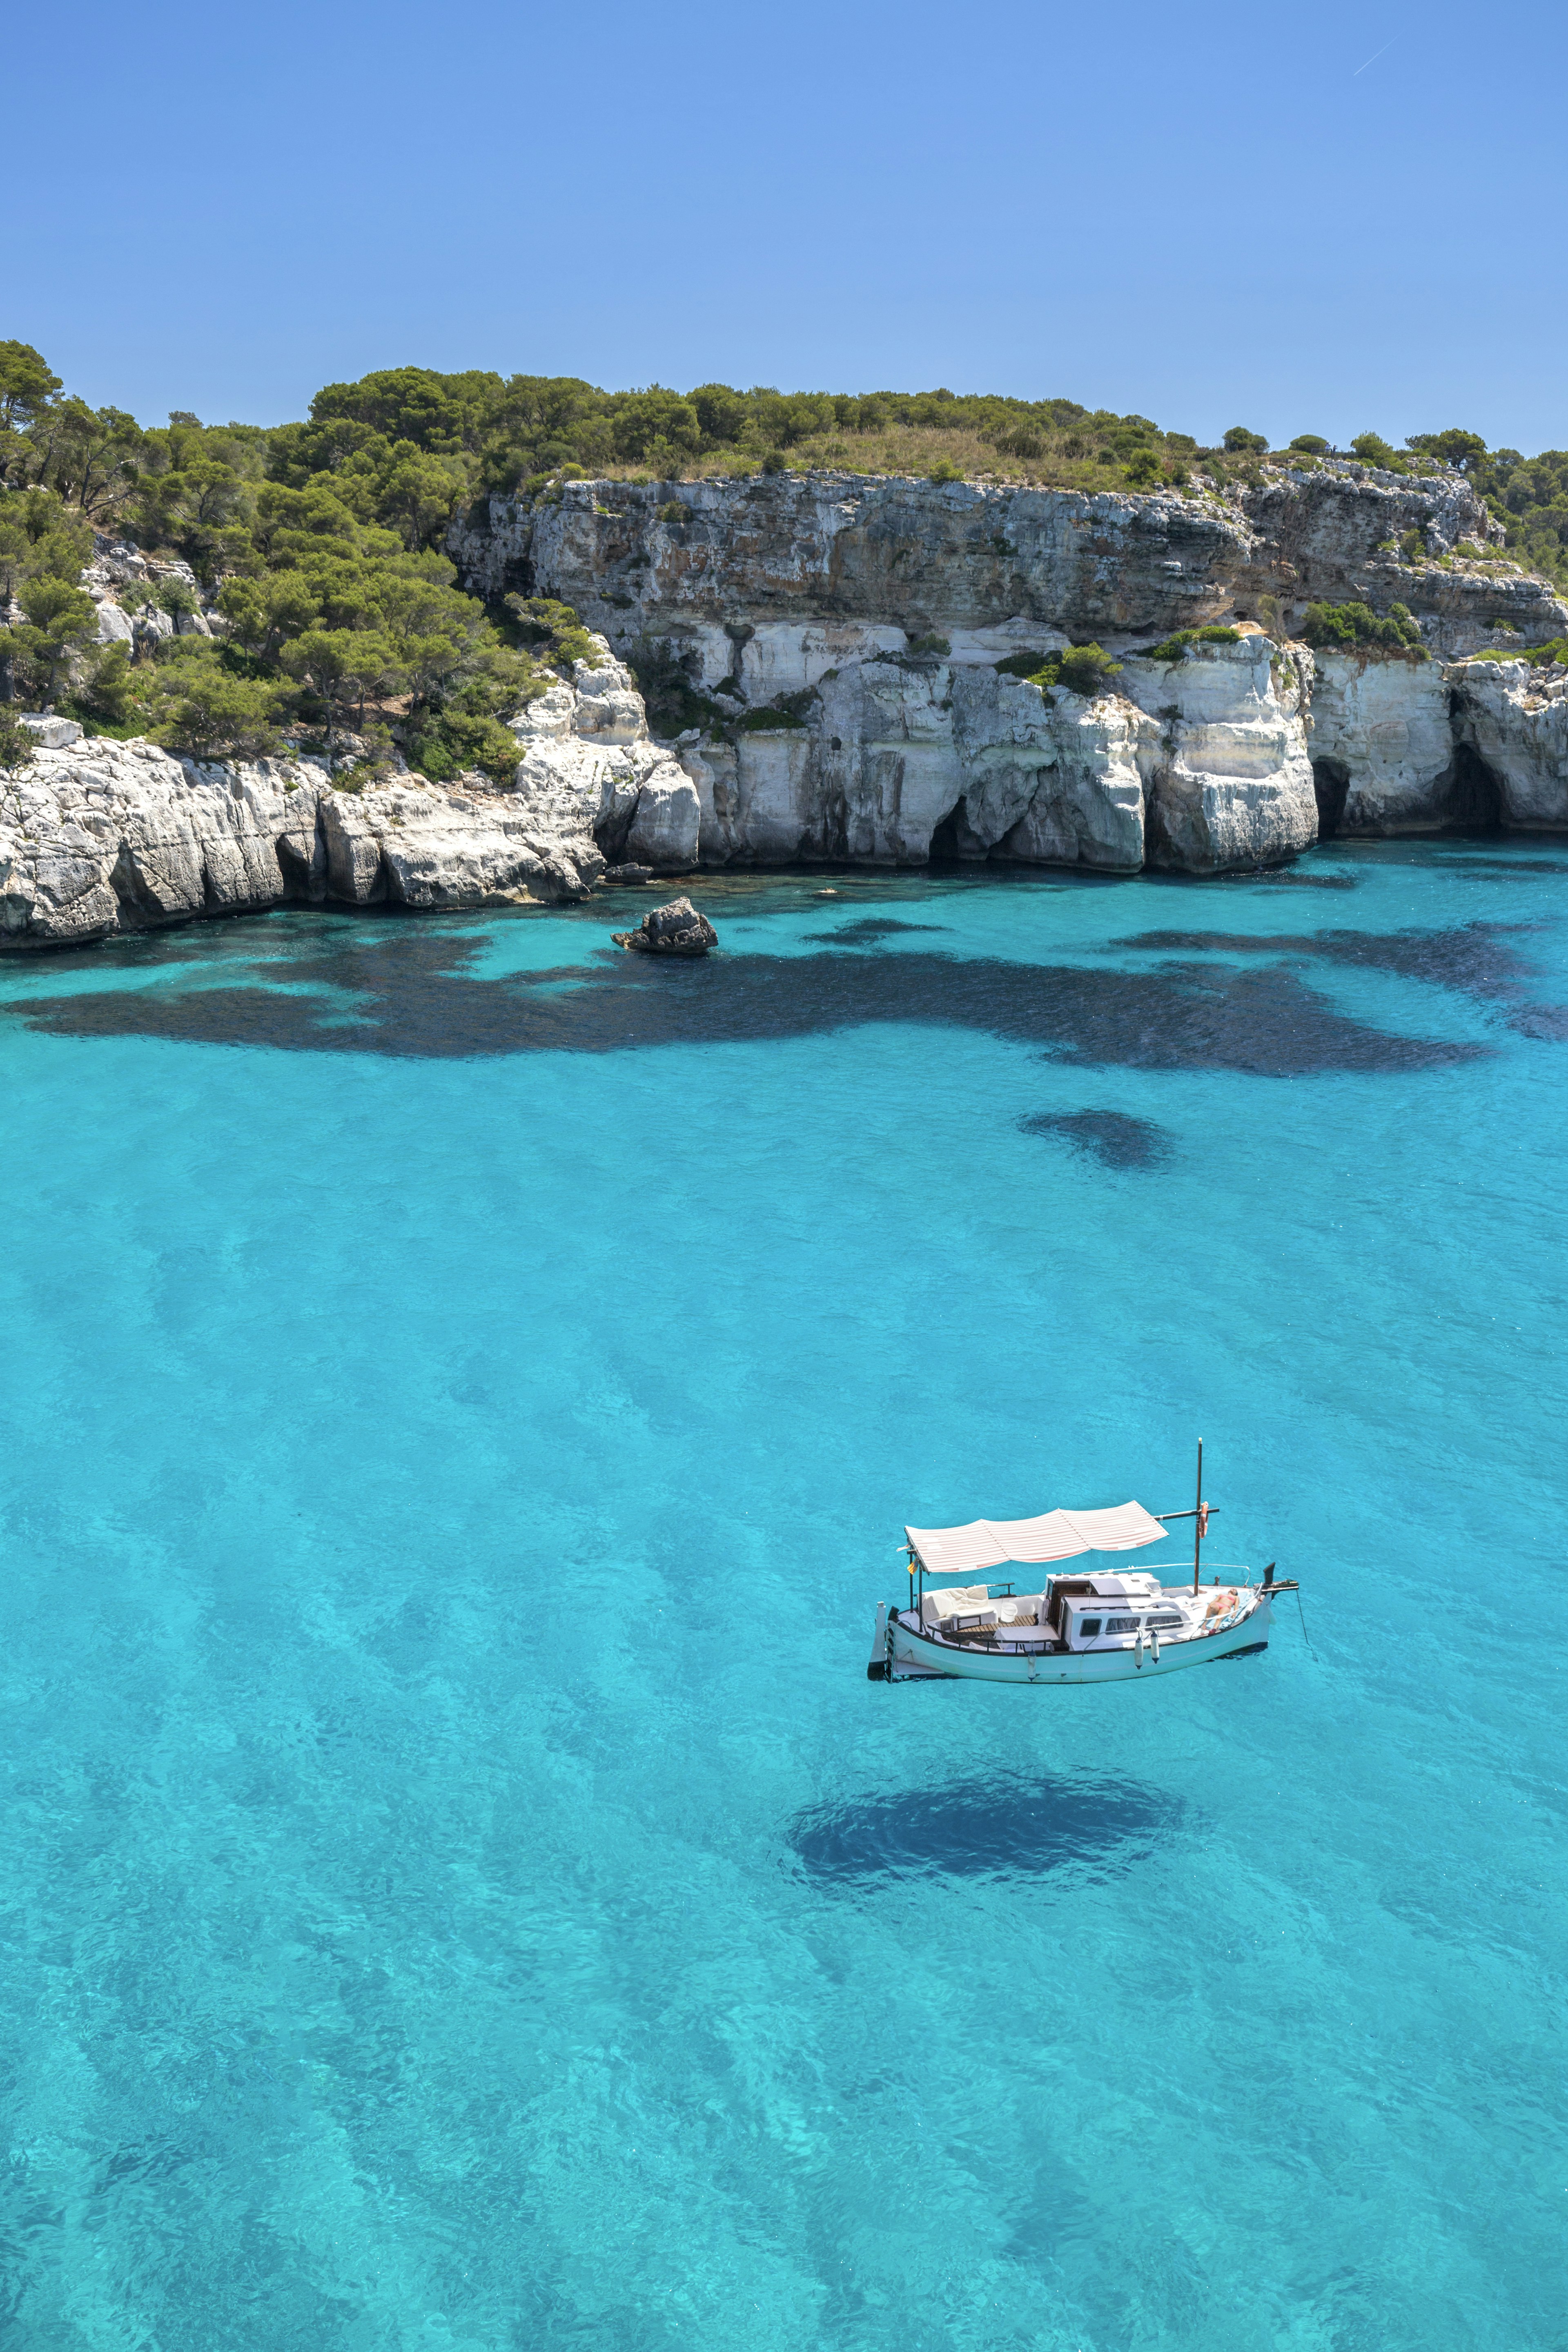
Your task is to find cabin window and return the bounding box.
[1148,1612,1183,1630]
[1105,1615,1140,1634]
[1079,1617,1102,1640]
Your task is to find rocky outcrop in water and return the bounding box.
[612,895,717,955]
[506,645,698,872]
[1450,660,1568,828]
[1306,654,1461,835]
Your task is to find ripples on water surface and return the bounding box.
[1,841,1564,2349]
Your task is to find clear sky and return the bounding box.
[13,0,1567,452]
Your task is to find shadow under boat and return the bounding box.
[788,1772,1184,1885]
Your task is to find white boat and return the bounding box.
[868,1471,1296,1688]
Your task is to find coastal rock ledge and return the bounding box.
[0,639,693,950]
[6,464,1568,951]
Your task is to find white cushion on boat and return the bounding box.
[921,1584,991,1627]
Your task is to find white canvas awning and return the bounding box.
[904,1501,1167,1581]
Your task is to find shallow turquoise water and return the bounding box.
[2,845,1565,2350]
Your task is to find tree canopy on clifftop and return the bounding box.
[2,338,1566,772]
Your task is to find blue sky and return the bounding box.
[14,0,1567,451]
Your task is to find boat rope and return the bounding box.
[1294,1585,1319,1661]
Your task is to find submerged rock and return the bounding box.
[612,895,717,955]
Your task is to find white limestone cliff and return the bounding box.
[1131,635,1318,873]
[451,466,1565,672]
[667,629,1316,874]
[1301,651,1568,836]
[0,633,706,949]
[506,644,699,870]
[445,466,1566,878]
[947,668,1158,872]
[1452,660,1568,828]
[8,475,1568,954]
[1305,653,1456,834]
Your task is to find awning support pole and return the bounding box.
[1192,1438,1204,1596]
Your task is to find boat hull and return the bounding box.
[876,1594,1273,1684]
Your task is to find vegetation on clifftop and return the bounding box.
[1,335,1566,771]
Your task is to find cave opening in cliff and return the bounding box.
[1445,743,1504,832]
[1312,758,1351,839]
[929,798,978,863]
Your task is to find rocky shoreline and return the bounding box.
[4,466,1567,951]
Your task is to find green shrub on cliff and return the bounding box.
[993,643,1120,698]
[736,689,818,731]
[1464,635,1568,668]
[149,643,290,759]
[505,595,601,673]
[0,704,36,769]
[1055,644,1120,695]
[1140,625,1243,662]
[73,641,136,726]
[0,486,98,705]
[1300,599,1426,656]
[7,572,99,705]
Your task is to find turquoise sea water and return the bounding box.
[2,844,1566,2351]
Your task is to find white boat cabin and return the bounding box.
[917,1568,1245,1654]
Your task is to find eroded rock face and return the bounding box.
[2,740,323,947]
[949,668,1158,872]
[456,475,1249,645]
[448,466,1567,877]
[1453,662,1568,829]
[1301,653,1568,837]
[1131,635,1318,873]
[1307,654,1458,834]
[452,466,1565,666]
[507,642,703,874]
[0,739,604,950]
[670,631,1315,874]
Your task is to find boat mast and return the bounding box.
[1192,1438,1204,1595]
